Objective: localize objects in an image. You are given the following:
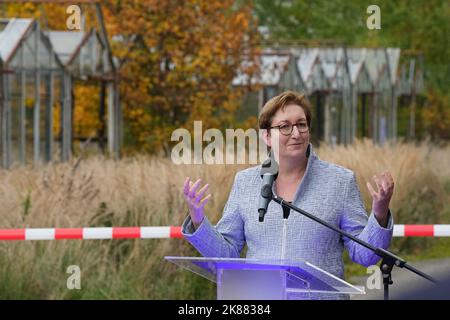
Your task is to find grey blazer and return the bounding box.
[182,143,393,299]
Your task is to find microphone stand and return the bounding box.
[267,193,438,300]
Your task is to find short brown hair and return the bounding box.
[258,91,312,130]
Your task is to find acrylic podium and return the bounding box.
[165,256,365,300]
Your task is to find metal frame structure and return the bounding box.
[292,47,329,143]
[234,44,424,146]
[0,1,121,168]
[0,18,67,167]
[47,27,120,156]
[233,51,304,119]
[397,51,425,140]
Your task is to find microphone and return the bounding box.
[258,153,279,222]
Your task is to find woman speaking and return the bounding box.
[181,91,394,299]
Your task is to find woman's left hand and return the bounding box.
[366,171,394,227]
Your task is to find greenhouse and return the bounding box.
[0,18,67,168]
[0,18,120,168]
[235,45,425,146]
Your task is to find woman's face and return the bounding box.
[265,104,310,161]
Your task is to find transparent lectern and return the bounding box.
[165,256,365,300]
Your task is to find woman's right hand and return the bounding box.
[183,177,211,229]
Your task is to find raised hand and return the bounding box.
[366,171,394,227]
[183,177,211,229]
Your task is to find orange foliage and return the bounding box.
[4,1,261,154]
[73,84,101,139]
[102,0,260,153]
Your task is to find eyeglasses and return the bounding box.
[270,122,309,136]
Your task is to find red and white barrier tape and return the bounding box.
[0,225,449,240]
[0,226,182,241]
[393,225,450,237]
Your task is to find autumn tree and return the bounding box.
[3,1,261,154]
[103,0,260,154]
